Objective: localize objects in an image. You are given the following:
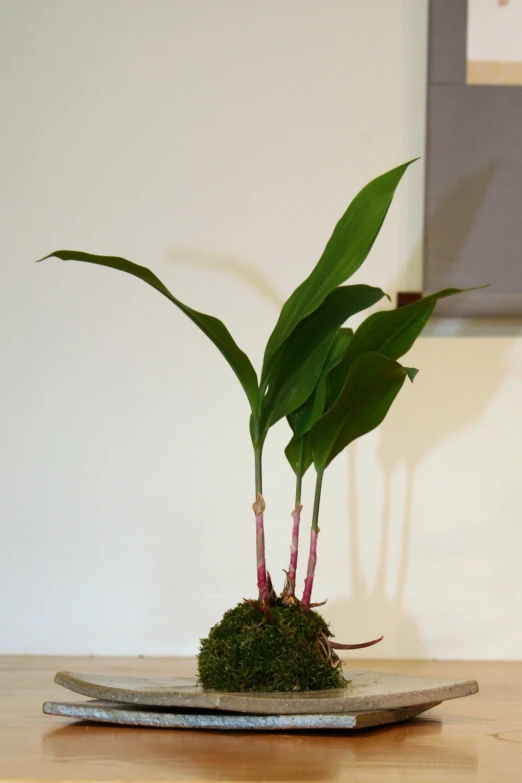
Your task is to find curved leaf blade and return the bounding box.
[260,285,386,438]
[310,352,408,470]
[263,159,417,372]
[37,250,260,413]
[327,287,477,405]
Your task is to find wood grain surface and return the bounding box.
[1,656,521,782]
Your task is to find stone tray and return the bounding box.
[43,698,441,731]
[52,669,478,716]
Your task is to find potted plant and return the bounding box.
[38,159,472,692]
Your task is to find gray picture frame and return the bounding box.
[424,0,522,317]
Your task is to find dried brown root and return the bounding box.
[317,631,332,663]
[316,631,383,672]
[317,632,342,670]
[329,635,384,650]
[266,571,277,603]
[280,570,300,607]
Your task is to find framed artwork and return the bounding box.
[467,0,522,85]
[423,0,522,317]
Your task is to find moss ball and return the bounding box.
[197,600,347,692]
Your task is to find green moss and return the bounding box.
[197,600,347,692]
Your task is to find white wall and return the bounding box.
[1,0,521,660]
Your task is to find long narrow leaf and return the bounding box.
[259,285,386,438]
[263,159,417,374]
[310,352,408,470]
[37,250,260,413]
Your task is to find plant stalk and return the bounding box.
[253,437,269,607]
[254,443,263,496]
[311,468,323,534]
[295,472,302,508]
[281,439,304,606]
[287,502,302,588]
[287,440,304,588]
[301,469,324,610]
[253,492,269,607]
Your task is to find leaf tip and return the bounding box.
[35,251,57,264]
[405,366,419,383]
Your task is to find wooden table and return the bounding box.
[1,656,521,782]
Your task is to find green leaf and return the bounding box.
[310,352,408,471]
[288,327,353,439]
[263,159,417,373]
[285,432,314,477]
[327,287,476,405]
[37,250,260,414]
[405,366,419,383]
[259,285,386,438]
[284,329,353,478]
[322,327,354,376]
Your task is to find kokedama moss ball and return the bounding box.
[197,601,347,692]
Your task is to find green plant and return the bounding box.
[38,160,476,689]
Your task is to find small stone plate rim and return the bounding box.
[53,669,479,716]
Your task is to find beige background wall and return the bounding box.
[1,0,521,659]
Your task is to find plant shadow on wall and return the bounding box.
[167,247,284,311]
[324,329,511,658]
[327,160,515,656]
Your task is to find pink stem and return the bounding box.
[253,494,269,606]
[301,528,319,611]
[288,504,302,584]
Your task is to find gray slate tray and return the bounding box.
[43,698,441,730]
